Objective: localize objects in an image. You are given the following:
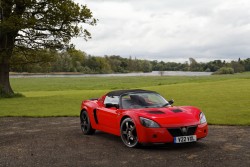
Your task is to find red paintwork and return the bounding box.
[81,94,208,144]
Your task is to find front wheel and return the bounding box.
[120,118,139,148]
[80,110,95,135]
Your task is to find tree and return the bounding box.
[0,0,96,97]
[141,60,152,72]
[243,58,250,71]
[230,61,245,73]
[10,48,56,72]
[203,60,223,72]
[189,58,200,71]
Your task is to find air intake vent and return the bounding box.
[147,111,165,114]
[171,109,182,113]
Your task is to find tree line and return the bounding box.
[10,48,250,74]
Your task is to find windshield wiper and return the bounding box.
[161,103,170,107]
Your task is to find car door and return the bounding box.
[96,96,120,134]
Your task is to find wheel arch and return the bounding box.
[120,115,131,125]
[80,107,87,115]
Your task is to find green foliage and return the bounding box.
[243,58,250,71]
[213,67,234,75]
[203,60,225,72]
[141,60,152,72]
[151,61,189,71]
[8,48,250,74]
[0,73,250,125]
[10,48,56,73]
[205,68,211,72]
[231,61,245,73]
[0,0,96,96]
[0,0,96,50]
[189,58,202,71]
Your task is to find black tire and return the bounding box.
[120,118,139,148]
[80,110,95,135]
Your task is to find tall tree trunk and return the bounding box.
[0,57,14,96]
[0,32,15,97]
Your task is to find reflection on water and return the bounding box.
[10,71,212,78]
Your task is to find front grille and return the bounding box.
[167,125,197,137]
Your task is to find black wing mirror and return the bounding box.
[105,103,119,109]
[168,99,174,105]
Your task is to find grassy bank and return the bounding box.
[0,72,250,125]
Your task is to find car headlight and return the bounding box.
[200,112,207,124]
[140,117,160,128]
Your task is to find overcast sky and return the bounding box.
[72,0,250,62]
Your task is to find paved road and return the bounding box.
[0,117,249,167]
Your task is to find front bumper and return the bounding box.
[136,123,208,143]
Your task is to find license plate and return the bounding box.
[174,135,197,143]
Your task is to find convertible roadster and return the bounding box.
[80,89,208,147]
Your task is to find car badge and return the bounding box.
[181,127,188,135]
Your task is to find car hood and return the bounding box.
[134,106,201,127]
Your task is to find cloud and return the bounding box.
[72,0,250,62]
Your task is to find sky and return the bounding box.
[72,0,250,62]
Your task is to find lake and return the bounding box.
[10,71,212,78]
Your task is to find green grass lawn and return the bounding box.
[0,72,250,125]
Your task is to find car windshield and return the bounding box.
[121,92,169,109]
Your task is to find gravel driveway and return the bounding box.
[0,117,249,167]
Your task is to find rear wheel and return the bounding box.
[80,110,95,135]
[120,118,139,148]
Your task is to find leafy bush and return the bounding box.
[205,68,211,72]
[213,67,234,75]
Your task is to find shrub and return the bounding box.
[205,68,211,72]
[213,67,234,75]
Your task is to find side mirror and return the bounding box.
[168,99,174,105]
[105,103,119,109]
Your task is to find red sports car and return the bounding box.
[80,89,208,148]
